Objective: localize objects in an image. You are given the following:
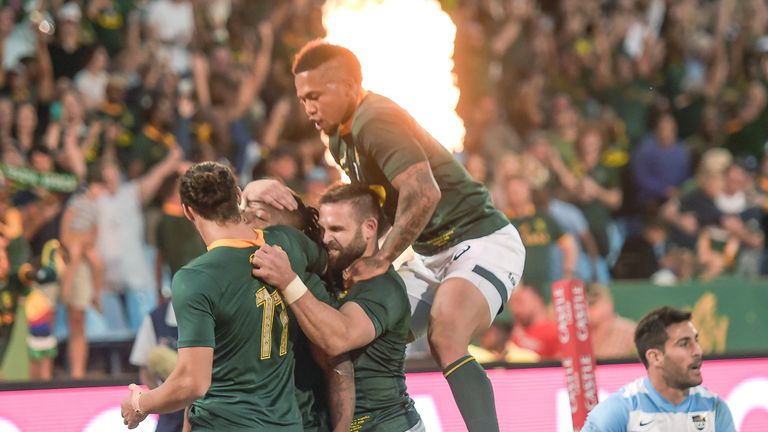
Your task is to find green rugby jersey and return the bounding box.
[172,225,325,432]
[338,267,421,431]
[328,92,509,255]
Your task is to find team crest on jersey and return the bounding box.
[691,414,707,430]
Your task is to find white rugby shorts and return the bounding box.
[399,224,525,339]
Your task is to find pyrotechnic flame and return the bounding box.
[323,0,465,153]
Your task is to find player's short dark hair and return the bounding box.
[320,183,385,232]
[292,40,362,84]
[180,161,241,224]
[634,306,692,369]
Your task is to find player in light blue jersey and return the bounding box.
[583,306,735,432]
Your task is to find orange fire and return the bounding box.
[323,0,465,153]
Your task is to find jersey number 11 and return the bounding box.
[256,287,289,360]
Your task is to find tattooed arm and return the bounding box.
[345,161,440,286]
[310,345,355,432]
[380,161,441,262]
[344,161,441,288]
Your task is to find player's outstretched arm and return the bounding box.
[345,161,440,287]
[121,347,213,429]
[310,344,355,432]
[251,244,376,356]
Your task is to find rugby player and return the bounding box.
[583,306,735,432]
[121,162,335,431]
[248,40,526,431]
[252,184,423,431]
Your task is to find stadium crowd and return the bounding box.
[0,0,766,379]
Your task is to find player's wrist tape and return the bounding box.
[129,384,146,415]
[283,275,308,305]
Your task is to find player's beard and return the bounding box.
[663,356,703,390]
[328,228,368,273]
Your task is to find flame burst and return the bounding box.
[323,0,465,153]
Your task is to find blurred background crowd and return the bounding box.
[0,0,767,380]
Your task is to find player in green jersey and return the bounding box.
[241,180,355,432]
[252,184,423,432]
[248,41,526,431]
[120,162,335,431]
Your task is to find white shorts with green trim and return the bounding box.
[399,224,525,340]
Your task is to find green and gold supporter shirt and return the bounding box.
[172,226,325,432]
[96,101,136,164]
[156,203,206,276]
[1,235,34,359]
[336,267,421,432]
[129,125,176,175]
[329,92,508,255]
[507,206,566,299]
[576,163,620,256]
[87,0,133,57]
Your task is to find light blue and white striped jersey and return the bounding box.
[582,377,736,432]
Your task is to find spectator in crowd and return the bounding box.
[463,94,522,163]
[129,97,177,178]
[469,322,540,364]
[717,161,764,279]
[546,94,581,170]
[155,169,206,301]
[558,125,623,259]
[96,75,136,164]
[59,168,105,379]
[143,0,194,75]
[503,174,578,298]
[86,0,134,59]
[514,132,607,282]
[464,152,489,185]
[612,218,695,283]
[74,45,109,111]
[12,102,40,156]
[587,283,637,359]
[96,148,181,330]
[47,3,93,81]
[0,0,767,378]
[508,281,560,361]
[632,114,691,213]
[662,166,738,280]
